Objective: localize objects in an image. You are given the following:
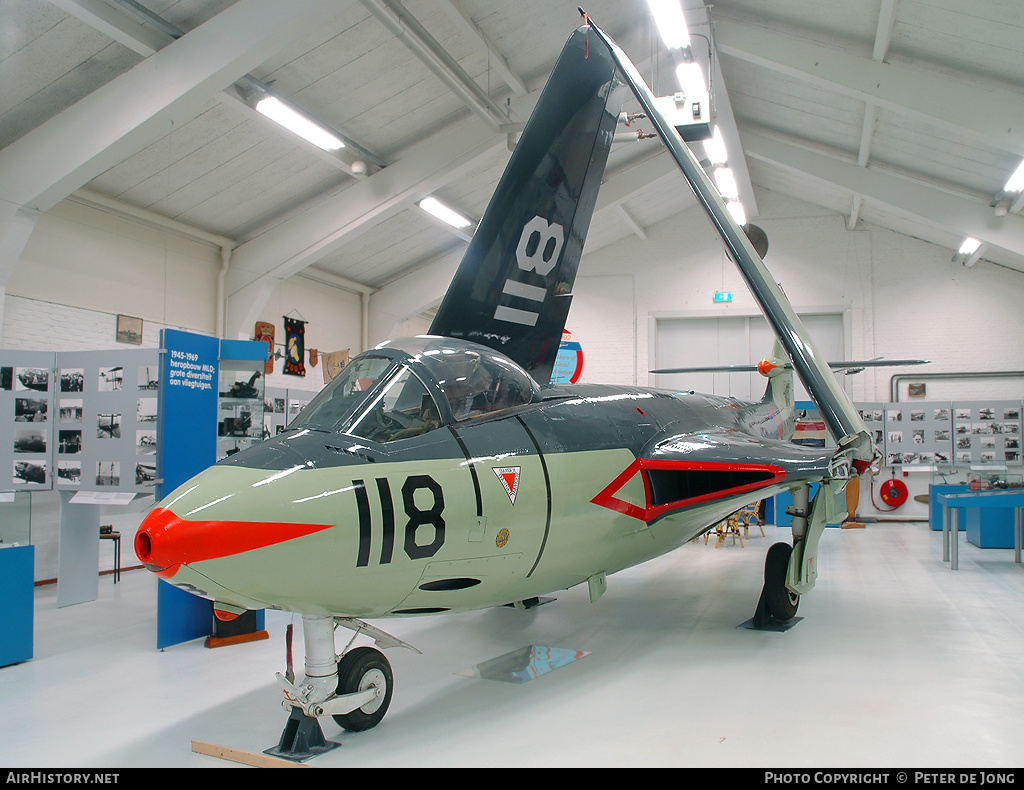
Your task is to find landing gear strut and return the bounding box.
[265,615,416,762]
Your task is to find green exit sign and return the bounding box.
[714,292,732,302]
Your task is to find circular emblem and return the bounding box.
[496,528,510,548]
[550,329,583,384]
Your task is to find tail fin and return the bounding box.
[741,338,794,444]
[758,340,796,439]
[429,27,625,385]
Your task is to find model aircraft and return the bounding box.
[134,14,878,757]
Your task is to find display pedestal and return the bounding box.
[929,484,970,531]
[56,492,99,608]
[205,610,268,649]
[0,545,34,667]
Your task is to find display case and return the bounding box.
[0,491,31,545]
[217,360,265,461]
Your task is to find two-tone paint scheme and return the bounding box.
[137,337,831,621]
[135,16,873,749]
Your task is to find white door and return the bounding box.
[654,313,845,403]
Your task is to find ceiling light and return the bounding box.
[647,0,690,50]
[704,126,728,166]
[958,237,981,256]
[726,199,746,227]
[256,96,345,152]
[418,197,472,229]
[675,62,705,97]
[714,167,739,201]
[1003,161,1024,193]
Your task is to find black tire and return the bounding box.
[331,647,393,732]
[764,542,800,621]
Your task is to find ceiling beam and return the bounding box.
[848,0,895,230]
[742,128,1024,260]
[224,117,508,337]
[437,0,528,97]
[55,0,374,180]
[0,0,345,214]
[872,0,898,62]
[0,0,345,295]
[714,19,1024,157]
[617,205,648,240]
[48,0,172,56]
[361,0,509,132]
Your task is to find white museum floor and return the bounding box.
[1,519,1022,769]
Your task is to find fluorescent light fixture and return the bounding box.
[704,126,728,165]
[1004,161,1024,193]
[419,196,472,229]
[726,199,746,226]
[714,167,740,201]
[648,0,690,50]
[256,96,344,152]
[958,237,981,256]
[675,61,705,97]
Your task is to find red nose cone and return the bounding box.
[136,507,184,578]
[135,506,334,580]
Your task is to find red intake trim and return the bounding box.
[591,458,785,523]
[136,507,332,579]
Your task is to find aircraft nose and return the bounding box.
[134,506,199,578]
[135,486,335,580]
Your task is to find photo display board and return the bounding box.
[858,400,1022,468]
[54,349,161,494]
[952,401,1022,466]
[263,386,314,440]
[264,386,288,438]
[0,351,56,491]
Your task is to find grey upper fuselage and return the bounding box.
[221,337,832,503]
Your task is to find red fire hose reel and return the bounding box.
[878,477,909,508]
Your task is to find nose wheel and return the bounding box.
[331,647,393,732]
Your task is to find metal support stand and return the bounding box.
[740,583,802,632]
[263,707,340,762]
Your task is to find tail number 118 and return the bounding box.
[353,474,445,567]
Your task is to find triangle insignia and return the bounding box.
[493,466,521,505]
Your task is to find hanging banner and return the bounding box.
[323,349,350,383]
[283,317,306,377]
[254,321,275,374]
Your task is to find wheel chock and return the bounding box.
[264,707,341,762]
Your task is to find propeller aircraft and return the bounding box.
[134,12,883,758]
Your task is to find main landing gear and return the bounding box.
[265,615,418,762]
[750,541,801,629]
[747,477,841,630]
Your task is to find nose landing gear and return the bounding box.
[265,615,417,762]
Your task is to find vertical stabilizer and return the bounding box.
[758,339,796,440]
[429,27,625,385]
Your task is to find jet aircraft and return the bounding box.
[135,13,878,757]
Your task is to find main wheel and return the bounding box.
[764,542,800,621]
[331,647,393,732]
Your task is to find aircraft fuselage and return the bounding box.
[137,354,830,620]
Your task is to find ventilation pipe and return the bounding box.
[296,269,376,353]
[216,246,232,338]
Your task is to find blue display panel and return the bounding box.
[155,330,219,649]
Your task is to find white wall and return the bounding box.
[563,188,1024,399]
[2,199,363,582]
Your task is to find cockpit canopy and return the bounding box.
[291,336,541,443]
